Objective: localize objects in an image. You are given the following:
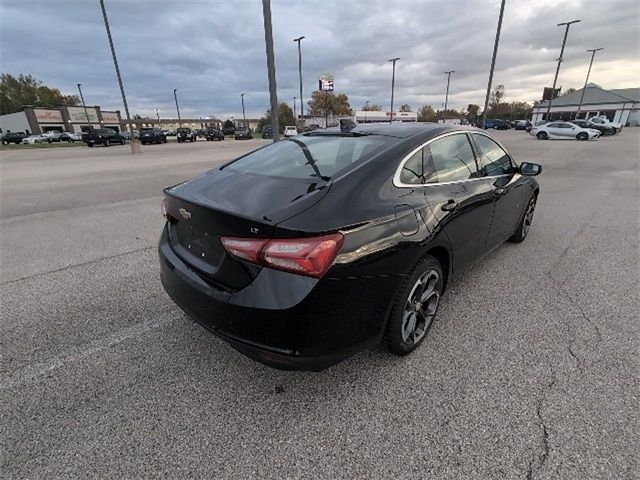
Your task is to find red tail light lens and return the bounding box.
[220,237,268,264]
[221,233,344,278]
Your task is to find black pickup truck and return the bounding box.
[82,128,126,147]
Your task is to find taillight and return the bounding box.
[221,233,344,278]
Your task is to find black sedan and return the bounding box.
[159,123,541,371]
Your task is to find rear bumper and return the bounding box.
[158,227,399,370]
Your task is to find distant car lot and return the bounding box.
[1,129,638,479]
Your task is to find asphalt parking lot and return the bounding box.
[1,130,638,479]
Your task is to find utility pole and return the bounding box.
[389,57,400,124]
[99,0,139,152]
[443,70,455,121]
[154,108,160,127]
[576,48,603,118]
[173,89,181,127]
[293,96,297,121]
[294,36,305,127]
[241,93,246,126]
[263,0,279,141]
[76,83,92,132]
[482,0,505,130]
[545,19,581,122]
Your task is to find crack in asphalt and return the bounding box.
[526,368,557,480]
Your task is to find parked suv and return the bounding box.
[571,119,615,136]
[204,128,225,141]
[139,128,167,145]
[176,128,197,143]
[587,116,622,133]
[42,131,63,143]
[261,125,274,139]
[1,132,26,144]
[82,128,126,147]
[234,127,252,140]
[222,125,236,136]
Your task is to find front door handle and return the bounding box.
[441,199,458,212]
[493,187,507,196]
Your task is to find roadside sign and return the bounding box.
[319,74,334,92]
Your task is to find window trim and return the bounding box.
[393,130,512,188]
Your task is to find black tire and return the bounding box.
[120,138,125,145]
[536,131,548,140]
[385,254,444,356]
[509,194,537,243]
[88,143,94,148]
[104,139,110,147]
[576,132,588,141]
[48,139,53,143]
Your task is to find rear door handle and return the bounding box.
[441,199,458,212]
[493,187,507,196]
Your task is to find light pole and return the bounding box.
[482,0,505,129]
[263,0,279,141]
[576,48,603,118]
[173,89,181,128]
[76,83,92,132]
[154,108,160,127]
[443,70,455,121]
[389,57,400,124]
[293,36,305,126]
[99,0,138,152]
[293,96,297,121]
[241,93,246,126]
[545,19,581,122]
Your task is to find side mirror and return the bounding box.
[520,162,542,176]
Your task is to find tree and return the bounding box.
[362,103,382,111]
[466,104,480,121]
[257,103,296,133]
[490,84,505,110]
[0,73,78,114]
[560,87,577,96]
[307,91,353,125]
[223,119,235,129]
[399,104,412,112]
[417,105,437,122]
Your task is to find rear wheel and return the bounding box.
[120,138,125,145]
[536,131,548,140]
[88,143,94,148]
[576,132,588,141]
[386,255,443,356]
[104,139,110,147]
[509,194,537,243]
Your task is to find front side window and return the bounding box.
[425,134,477,183]
[472,134,513,176]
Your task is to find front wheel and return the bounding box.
[104,139,110,147]
[536,132,548,140]
[386,255,443,356]
[509,194,537,243]
[120,138,125,145]
[576,132,588,141]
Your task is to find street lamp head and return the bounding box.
[445,70,455,74]
[77,83,81,87]
[557,19,581,26]
[587,47,604,52]
[294,36,305,42]
[389,57,400,63]
[173,88,177,94]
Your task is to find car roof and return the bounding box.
[306,122,477,139]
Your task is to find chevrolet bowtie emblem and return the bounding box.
[179,208,192,220]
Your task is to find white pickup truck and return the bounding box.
[284,126,298,137]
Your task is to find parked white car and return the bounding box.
[530,121,600,141]
[284,126,298,137]
[587,116,622,133]
[21,134,47,144]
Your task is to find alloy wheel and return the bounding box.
[401,269,440,345]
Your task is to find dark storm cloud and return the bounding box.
[1,0,638,119]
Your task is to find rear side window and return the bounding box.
[472,134,513,176]
[225,135,391,180]
[424,134,477,183]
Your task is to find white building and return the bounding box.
[531,84,639,126]
[0,105,122,135]
[354,110,417,123]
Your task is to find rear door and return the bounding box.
[420,132,495,275]
[470,133,527,248]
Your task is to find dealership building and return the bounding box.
[0,105,122,135]
[531,84,639,125]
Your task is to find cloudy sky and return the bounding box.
[1,0,638,120]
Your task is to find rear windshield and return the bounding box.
[225,135,392,180]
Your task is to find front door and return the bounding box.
[471,133,528,248]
